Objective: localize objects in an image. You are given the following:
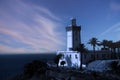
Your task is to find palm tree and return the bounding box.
[88,37,99,60]
[100,40,109,50]
[107,40,113,52]
[106,40,117,58]
[76,44,86,70]
[88,37,99,52]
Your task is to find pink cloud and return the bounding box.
[0,44,29,53]
[0,0,65,53]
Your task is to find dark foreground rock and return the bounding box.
[9,60,120,80]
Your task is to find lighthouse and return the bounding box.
[57,19,112,69]
[57,18,81,68]
[66,18,81,51]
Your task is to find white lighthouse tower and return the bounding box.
[66,18,81,51]
[57,18,81,68]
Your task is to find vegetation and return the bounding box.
[100,40,109,50]
[88,37,120,59]
[88,37,99,60]
[109,60,120,74]
[76,44,87,70]
[54,53,63,67]
[88,37,99,52]
[9,37,120,80]
[23,60,48,79]
[100,39,120,54]
[10,60,120,80]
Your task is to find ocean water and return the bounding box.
[0,53,56,80]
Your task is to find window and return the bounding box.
[75,54,78,59]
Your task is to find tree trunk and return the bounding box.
[80,52,82,70]
[93,46,96,60]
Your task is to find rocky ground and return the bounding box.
[9,60,120,80]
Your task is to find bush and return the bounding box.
[23,60,48,78]
[110,61,118,70]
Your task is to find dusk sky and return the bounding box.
[0,0,120,54]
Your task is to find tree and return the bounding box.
[54,54,63,67]
[88,37,99,60]
[107,40,113,52]
[100,40,109,50]
[110,61,119,73]
[88,37,99,52]
[106,40,118,58]
[110,61,118,70]
[60,61,66,67]
[23,60,47,79]
[76,44,86,70]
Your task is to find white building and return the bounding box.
[57,19,112,68]
[57,18,82,68]
[57,51,81,68]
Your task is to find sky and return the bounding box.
[0,0,120,54]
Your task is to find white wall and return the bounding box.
[67,31,72,51]
[57,51,81,68]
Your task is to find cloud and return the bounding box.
[100,22,120,41]
[100,23,120,36]
[0,0,65,53]
[0,44,29,53]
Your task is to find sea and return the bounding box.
[0,53,56,80]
